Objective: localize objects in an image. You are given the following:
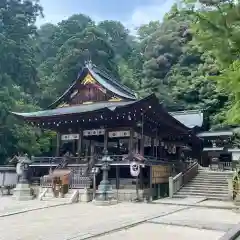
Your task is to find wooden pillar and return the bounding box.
[116,165,120,189]
[77,129,82,156]
[155,138,159,160]
[85,140,89,157]
[90,140,95,163]
[104,130,108,151]
[128,129,134,154]
[140,136,145,156]
[140,166,143,189]
[72,139,76,155]
[151,137,154,157]
[149,165,153,201]
[56,132,61,157]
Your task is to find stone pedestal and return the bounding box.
[93,177,117,205]
[93,181,117,205]
[234,194,240,206]
[92,198,117,206]
[79,188,92,202]
[13,183,33,201]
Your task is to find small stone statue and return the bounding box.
[13,154,33,201]
[16,154,31,184]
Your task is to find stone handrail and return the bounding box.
[169,161,199,198]
[169,172,183,197]
[38,188,48,200]
[182,161,198,185]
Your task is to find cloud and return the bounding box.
[125,0,175,30]
[37,13,103,27]
[37,14,68,26]
[36,0,176,31]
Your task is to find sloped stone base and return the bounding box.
[92,199,118,206]
[13,183,33,201]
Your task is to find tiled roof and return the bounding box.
[170,110,203,128]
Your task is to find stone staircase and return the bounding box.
[174,167,233,200]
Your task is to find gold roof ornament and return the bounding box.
[82,73,96,85]
[108,96,122,102]
[58,103,70,108]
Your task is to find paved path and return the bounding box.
[0,196,68,217]
[154,196,207,205]
[0,197,240,240]
[94,224,224,240]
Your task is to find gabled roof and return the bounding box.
[170,110,203,129]
[48,62,137,109]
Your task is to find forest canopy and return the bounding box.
[0,0,237,163]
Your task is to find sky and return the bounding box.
[37,0,176,30]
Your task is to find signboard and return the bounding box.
[83,129,105,136]
[109,131,130,138]
[130,162,140,177]
[152,165,171,184]
[61,134,79,141]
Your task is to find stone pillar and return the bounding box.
[169,176,174,198]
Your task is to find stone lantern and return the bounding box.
[93,149,117,205]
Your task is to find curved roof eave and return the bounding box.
[10,95,156,119]
[10,100,138,119]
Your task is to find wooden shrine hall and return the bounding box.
[11,62,202,200]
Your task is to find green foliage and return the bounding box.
[178,0,240,124]
[0,0,49,163]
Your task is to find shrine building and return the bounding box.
[11,62,202,200]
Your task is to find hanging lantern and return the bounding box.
[168,147,172,154]
[172,145,176,154]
